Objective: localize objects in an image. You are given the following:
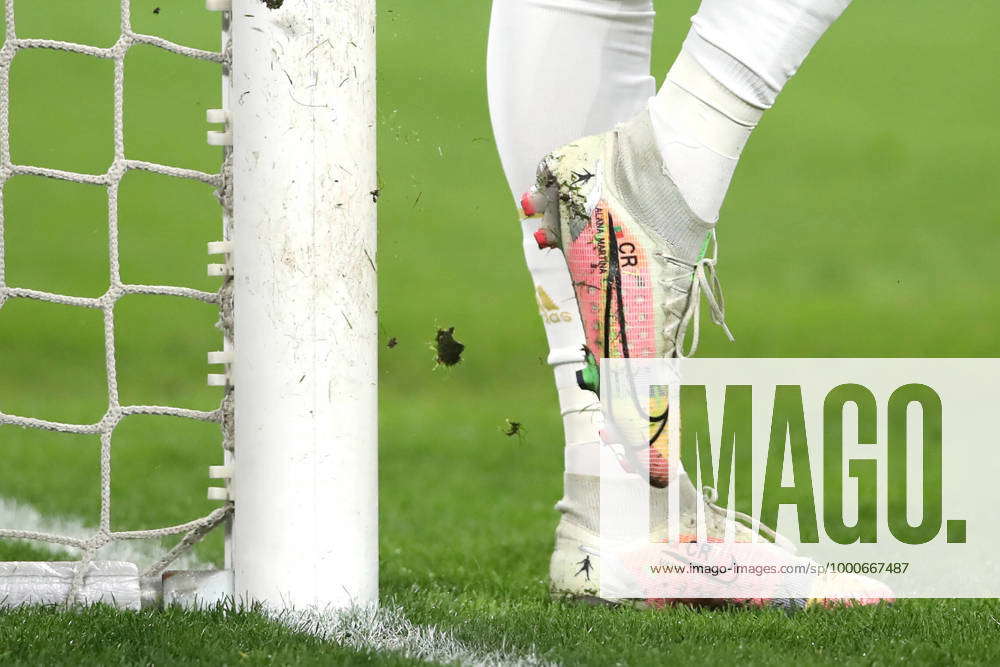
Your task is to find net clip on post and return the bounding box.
[206,108,232,147]
[208,465,232,502]
[207,244,233,387]
[207,241,233,277]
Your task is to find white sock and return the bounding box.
[648,50,763,223]
[489,0,656,518]
[488,0,656,197]
[649,0,852,221]
[688,0,853,109]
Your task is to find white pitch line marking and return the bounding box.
[281,605,553,667]
[0,498,550,665]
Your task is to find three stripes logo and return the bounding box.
[537,286,573,324]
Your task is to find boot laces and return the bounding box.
[657,230,734,359]
[701,485,797,554]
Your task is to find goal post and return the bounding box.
[228,0,379,610]
[0,0,378,611]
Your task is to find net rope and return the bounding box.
[0,0,233,603]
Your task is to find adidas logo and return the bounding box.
[536,286,573,324]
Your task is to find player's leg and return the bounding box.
[488,0,656,198]
[525,0,854,395]
[521,0,890,606]
[487,0,657,536]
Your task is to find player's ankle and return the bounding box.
[647,49,764,222]
[650,50,764,159]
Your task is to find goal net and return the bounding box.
[0,0,377,611]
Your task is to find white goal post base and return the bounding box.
[0,562,146,610]
[0,564,235,610]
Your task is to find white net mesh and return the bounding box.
[0,0,233,602]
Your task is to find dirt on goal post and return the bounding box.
[0,0,378,611]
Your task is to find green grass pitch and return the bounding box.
[1,0,1000,664]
